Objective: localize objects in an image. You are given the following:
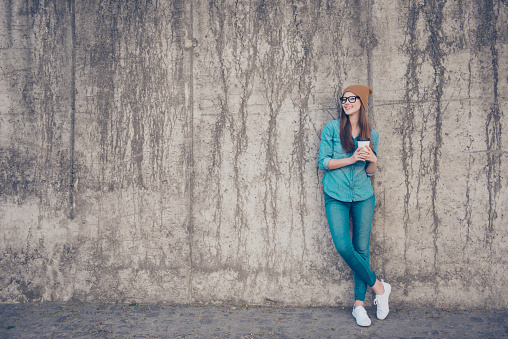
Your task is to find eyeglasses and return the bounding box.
[339,96,360,104]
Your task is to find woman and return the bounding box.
[318,85,391,327]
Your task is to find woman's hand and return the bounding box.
[361,145,377,164]
[351,145,377,163]
[351,147,365,163]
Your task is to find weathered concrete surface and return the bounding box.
[0,0,506,308]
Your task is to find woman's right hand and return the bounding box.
[351,147,369,163]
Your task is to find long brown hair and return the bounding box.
[339,104,372,153]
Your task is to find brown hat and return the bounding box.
[342,85,373,107]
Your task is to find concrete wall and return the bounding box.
[0,0,506,308]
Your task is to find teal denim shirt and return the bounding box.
[318,120,379,202]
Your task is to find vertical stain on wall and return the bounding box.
[400,0,422,294]
[400,0,447,294]
[0,0,38,203]
[29,0,73,214]
[365,0,378,127]
[287,1,320,264]
[327,2,353,98]
[229,2,258,246]
[86,1,117,187]
[257,1,296,265]
[0,0,13,49]
[83,0,186,191]
[476,0,502,246]
[423,0,446,298]
[206,0,260,275]
[208,0,229,240]
[462,57,474,249]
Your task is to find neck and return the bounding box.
[348,114,360,130]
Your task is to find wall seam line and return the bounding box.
[69,0,77,219]
[187,0,195,303]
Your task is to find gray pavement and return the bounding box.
[0,302,506,338]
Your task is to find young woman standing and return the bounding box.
[318,85,391,327]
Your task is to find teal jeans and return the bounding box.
[325,193,377,301]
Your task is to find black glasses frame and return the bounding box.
[339,95,360,104]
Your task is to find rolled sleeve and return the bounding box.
[322,157,331,170]
[318,122,334,171]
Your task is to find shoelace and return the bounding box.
[355,307,368,318]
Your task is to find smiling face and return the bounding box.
[341,91,363,117]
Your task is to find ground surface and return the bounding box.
[0,303,506,338]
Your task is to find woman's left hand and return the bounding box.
[359,145,377,163]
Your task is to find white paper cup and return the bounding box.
[357,138,370,149]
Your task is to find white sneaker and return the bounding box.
[374,280,391,320]
[352,305,371,327]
